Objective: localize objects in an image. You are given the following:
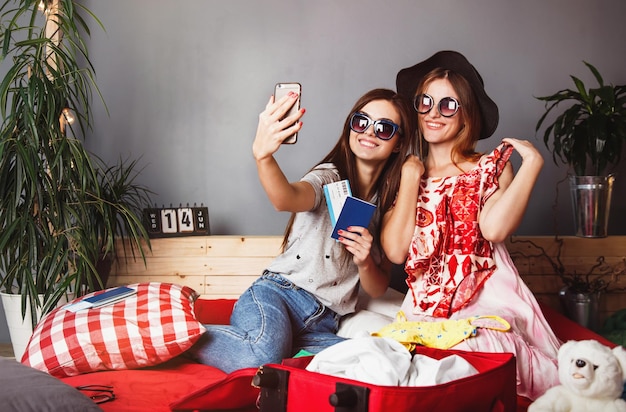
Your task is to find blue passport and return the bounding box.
[83,286,136,307]
[66,286,137,312]
[331,196,376,240]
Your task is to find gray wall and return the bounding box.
[80,0,626,237]
[1,0,626,342]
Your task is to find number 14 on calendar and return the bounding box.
[143,206,210,237]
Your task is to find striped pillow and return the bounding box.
[22,282,206,378]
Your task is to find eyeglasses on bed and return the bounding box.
[76,385,116,405]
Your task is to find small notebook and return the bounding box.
[330,196,377,240]
[66,286,137,312]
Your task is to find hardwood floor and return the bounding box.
[0,343,14,359]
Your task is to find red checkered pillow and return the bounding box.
[22,282,206,378]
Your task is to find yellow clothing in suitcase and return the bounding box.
[373,311,510,351]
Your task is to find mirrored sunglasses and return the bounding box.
[414,94,461,117]
[349,112,401,140]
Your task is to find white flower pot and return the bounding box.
[0,293,42,361]
[1,292,74,361]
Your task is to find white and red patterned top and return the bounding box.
[405,143,513,318]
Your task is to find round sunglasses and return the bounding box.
[413,94,461,117]
[349,112,401,140]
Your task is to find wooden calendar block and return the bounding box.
[193,207,210,234]
[177,207,194,233]
[160,208,178,233]
[143,205,211,238]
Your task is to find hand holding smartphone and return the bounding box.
[274,82,301,144]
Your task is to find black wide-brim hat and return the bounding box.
[396,50,499,140]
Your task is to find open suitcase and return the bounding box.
[253,346,517,412]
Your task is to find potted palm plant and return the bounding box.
[0,0,101,315]
[535,61,626,237]
[0,0,151,359]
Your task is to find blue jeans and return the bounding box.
[187,271,345,373]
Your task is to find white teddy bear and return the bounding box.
[529,339,626,412]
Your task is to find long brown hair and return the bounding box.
[281,88,417,251]
[416,68,483,163]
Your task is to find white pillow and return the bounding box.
[338,287,404,338]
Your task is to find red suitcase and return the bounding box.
[253,346,516,412]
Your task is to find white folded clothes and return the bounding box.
[305,336,478,386]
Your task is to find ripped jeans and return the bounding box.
[186,271,344,373]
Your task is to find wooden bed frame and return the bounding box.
[56,234,622,412]
[108,235,626,324]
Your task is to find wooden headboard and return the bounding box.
[108,235,626,324]
[109,236,283,299]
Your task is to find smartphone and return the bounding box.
[274,82,301,144]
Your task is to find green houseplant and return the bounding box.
[536,61,626,176]
[0,0,151,338]
[0,0,153,358]
[535,61,626,237]
[0,0,103,321]
[0,0,106,360]
[89,155,154,291]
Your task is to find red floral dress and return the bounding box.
[405,143,513,318]
[401,143,561,400]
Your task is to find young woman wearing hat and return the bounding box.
[381,50,560,400]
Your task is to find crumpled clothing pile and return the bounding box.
[305,336,478,386]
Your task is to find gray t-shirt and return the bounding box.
[267,163,380,316]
